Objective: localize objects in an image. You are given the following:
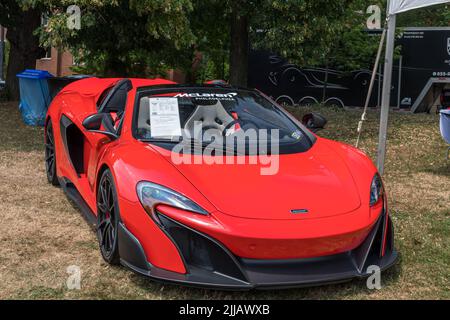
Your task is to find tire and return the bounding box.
[45,120,59,186]
[96,169,120,265]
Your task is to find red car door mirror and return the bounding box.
[82,113,118,140]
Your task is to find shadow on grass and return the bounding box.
[128,257,402,300]
[44,175,401,300]
[0,102,45,153]
[421,164,450,177]
[54,187,404,300]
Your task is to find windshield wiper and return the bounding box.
[140,138,181,144]
[195,141,246,156]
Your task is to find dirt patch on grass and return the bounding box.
[0,102,448,299]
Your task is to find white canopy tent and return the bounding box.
[361,0,450,174]
[389,0,449,14]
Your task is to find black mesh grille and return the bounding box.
[156,213,248,282]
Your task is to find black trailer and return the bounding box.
[248,27,450,112]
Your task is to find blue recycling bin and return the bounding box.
[17,69,54,126]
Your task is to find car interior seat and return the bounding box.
[184,100,235,140]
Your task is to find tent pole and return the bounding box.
[397,55,403,108]
[355,27,386,148]
[376,13,396,175]
[0,25,4,81]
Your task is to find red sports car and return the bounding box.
[44,77,397,289]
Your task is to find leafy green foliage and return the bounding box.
[397,3,450,27]
[196,52,229,83]
[37,0,195,76]
[313,1,449,71]
[188,0,230,82]
[24,0,450,78]
[252,0,354,67]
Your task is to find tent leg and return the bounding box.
[355,27,386,148]
[377,14,397,175]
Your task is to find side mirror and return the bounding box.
[302,113,327,132]
[82,113,103,130]
[82,113,118,139]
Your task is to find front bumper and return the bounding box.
[118,207,398,290]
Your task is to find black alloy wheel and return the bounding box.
[45,120,59,186]
[97,169,120,265]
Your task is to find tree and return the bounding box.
[35,0,387,87]
[397,3,450,27]
[228,1,249,86]
[38,0,196,77]
[193,0,358,86]
[321,0,386,72]
[189,0,230,82]
[0,0,44,100]
[252,1,355,67]
[33,0,449,88]
[328,1,450,72]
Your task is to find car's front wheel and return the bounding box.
[96,169,120,265]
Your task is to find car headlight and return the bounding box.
[137,181,208,215]
[370,173,384,206]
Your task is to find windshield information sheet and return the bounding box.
[149,97,182,137]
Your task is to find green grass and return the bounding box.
[0,101,448,299]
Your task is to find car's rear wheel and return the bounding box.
[96,169,120,265]
[45,120,59,186]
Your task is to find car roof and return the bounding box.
[135,83,251,92]
[60,77,176,97]
[58,77,252,101]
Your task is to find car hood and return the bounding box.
[153,140,362,220]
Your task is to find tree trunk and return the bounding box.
[5,7,43,101]
[229,3,249,87]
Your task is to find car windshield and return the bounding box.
[134,87,313,154]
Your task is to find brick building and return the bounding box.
[0,23,188,81]
[35,48,186,82]
[35,47,75,77]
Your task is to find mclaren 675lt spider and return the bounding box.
[44,77,397,289]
